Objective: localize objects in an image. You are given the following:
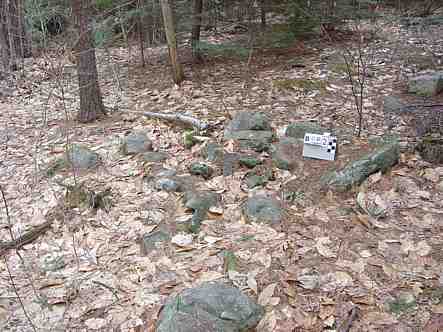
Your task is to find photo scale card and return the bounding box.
[302,133,337,161]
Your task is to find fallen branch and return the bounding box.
[143,111,209,131]
[0,221,52,253]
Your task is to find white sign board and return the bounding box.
[302,132,337,161]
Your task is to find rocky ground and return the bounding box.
[1,14,443,332]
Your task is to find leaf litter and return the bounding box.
[0,15,443,332]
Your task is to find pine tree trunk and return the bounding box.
[191,0,203,62]
[72,0,106,123]
[160,0,184,85]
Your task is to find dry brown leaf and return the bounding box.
[256,310,277,332]
[258,283,278,306]
[365,311,398,326]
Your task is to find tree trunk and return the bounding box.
[191,0,203,62]
[160,0,184,85]
[72,0,106,123]
[260,0,267,30]
[224,0,234,21]
[0,0,29,73]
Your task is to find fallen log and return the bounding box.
[0,221,52,254]
[143,111,209,131]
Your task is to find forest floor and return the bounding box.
[1,14,443,332]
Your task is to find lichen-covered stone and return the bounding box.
[408,72,443,97]
[243,195,283,224]
[271,137,301,170]
[224,111,271,132]
[120,131,153,155]
[65,144,100,170]
[321,142,400,192]
[142,152,169,163]
[201,142,224,163]
[156,282,264,332]
[285,122,329,139]
[189,162,213,179]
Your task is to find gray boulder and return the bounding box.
[224,111,271,132]
[120,131,153,155]
[408,72,443,97]
[155,177,183,192]
[286,122,329,139]
[383,95,407,114]
[201,142,224,163]
[156,282,264,332]
[189,162,213,179]
[271,137,301,170]
[243,195,283,224]
[182,191,221,233]
[142,151,169,163]
[321,142,400,192]
[224,112,274,152]
[140,230,170,255]
[224,130,274,152]
[65,144,100,170]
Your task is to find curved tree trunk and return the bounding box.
[72,0,106,123]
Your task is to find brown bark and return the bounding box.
[160,0,184,85]
[72,0,106,123]
[0,0,29,73]
[260,0,267,30]
[191,0,203,62]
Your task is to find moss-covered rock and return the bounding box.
[156,282,264,332]
[321,142,400,192]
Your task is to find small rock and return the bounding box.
[156,168,177,177]
[140,231,170,255]
[142,151,169,163]
[223,153,240,176]
[271,137,301,170]
[156,282,264,332]
[65,144,100,170]
[285,122,328,139]
[383,95,407,114]
[243,195,283,224]
[155,178,182,192]
[246,174,267,188]
[184,191,220,212]
[437,181,443,192]
[239,157,262,168]
[189,162,213,179]
[201,142,223,163]
[224,130,274,152]
[416,136,443,164]
[182,191,221,233]
[408,71,443,97]
[224,111,271,132]
[120,131,153,155]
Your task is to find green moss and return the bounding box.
[273,78,326,92]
